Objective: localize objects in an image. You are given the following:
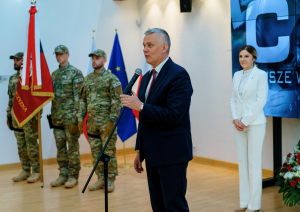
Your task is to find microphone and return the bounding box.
[123,68,142,94]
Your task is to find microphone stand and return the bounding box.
[82,106,127,212]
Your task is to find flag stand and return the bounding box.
[37,111,44,188]
[118,142,133,168]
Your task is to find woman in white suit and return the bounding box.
[230,45,268,212]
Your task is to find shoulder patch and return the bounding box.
[74,78,84,83]
[113,82,121,88]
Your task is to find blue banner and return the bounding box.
[108,33,137,141]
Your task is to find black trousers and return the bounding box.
[145,161,189,212]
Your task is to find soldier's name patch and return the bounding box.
[74,78,83,83]
[113,82,121,88]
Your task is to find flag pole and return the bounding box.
[37,111,44,188]
[113,28,133,169]
[119,141,133,168]
[31,0,43,188]
[123,142,129,168]
[83,29,96,168]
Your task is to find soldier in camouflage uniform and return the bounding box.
[7,52,41,183]
[50,45,83,188]
[77,49,122,192]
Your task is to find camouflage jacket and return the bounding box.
[77,68,122,124]
[51,62,83,125]
[7,72,19,117]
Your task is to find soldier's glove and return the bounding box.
[105,121,115,136]
[32,116,38,132]
[7,116,12,130]
[69,123,79,134]
[78,122,83,134]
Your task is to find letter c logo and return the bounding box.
[246,0,290,63]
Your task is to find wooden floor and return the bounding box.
[0,154,299,212]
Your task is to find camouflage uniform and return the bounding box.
[7,55,40,174]
[51,46,83,180]
[77,51,121,180]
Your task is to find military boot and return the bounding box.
[50,176,67,187]
[107,179,115,193]
[12,171,31,182]
[64,177,78,188]
[27,173,40,183]
[88,176,105,191]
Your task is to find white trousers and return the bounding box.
[234,124,266,210]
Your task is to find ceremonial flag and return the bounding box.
[132,56,151,120]
[82,36,96,140]
[108,33,137,142]
[13,3,54,188]
[13,5,54,127]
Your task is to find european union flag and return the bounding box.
[108,33,137,142]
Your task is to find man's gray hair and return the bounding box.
[144,28,171,52]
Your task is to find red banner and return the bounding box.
[13,76,53,127]
[13,45,54,128]
[13,5,54,128]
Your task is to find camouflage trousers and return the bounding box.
[54,120,81,179]
[13,118,40,173]
[87,122,118,180]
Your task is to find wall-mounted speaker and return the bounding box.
[180,0,192,13]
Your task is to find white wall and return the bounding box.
[1,0,299,169]
[0,0,140,165]
[138,0,300,170]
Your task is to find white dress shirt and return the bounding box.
[145,56,169,99]
[238,68,253,100]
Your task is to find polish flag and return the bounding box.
[82,37,96,140]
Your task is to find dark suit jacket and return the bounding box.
[136,58,193,166]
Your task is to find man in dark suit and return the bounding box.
[120,28,193,212]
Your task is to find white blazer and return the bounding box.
[230,66,268,126]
